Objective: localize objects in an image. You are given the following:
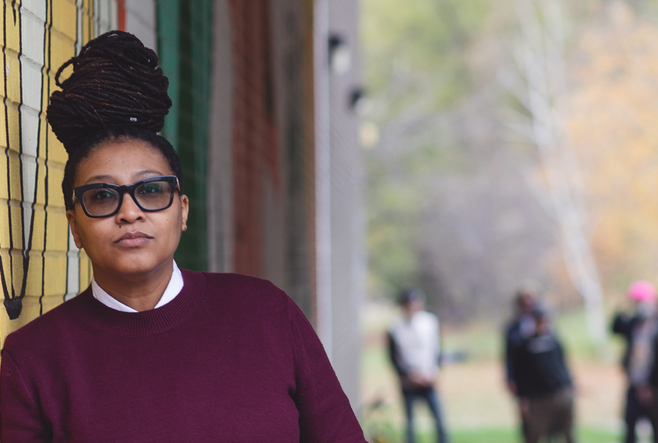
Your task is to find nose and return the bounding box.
[115,191,144,224]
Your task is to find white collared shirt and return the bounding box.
[390,310,440,380]
[91,261,184,312]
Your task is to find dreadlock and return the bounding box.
[47,30,183,211]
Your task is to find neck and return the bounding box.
[92,261,174,311]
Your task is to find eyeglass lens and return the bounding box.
[81,180,174,217]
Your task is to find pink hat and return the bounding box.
[628,281,657,301]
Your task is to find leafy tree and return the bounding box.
[361,0,490,299]
[568,2,658,294]
[361,0,658,327]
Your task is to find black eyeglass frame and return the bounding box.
[73,175,180,218]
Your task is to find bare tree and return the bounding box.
[505,0,606,344]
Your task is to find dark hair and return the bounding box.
[46,30,182,210]
[397,288,426,306]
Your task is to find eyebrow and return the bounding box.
[83,170,166,185]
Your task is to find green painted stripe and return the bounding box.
[158,0,213,271]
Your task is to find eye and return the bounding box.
[139,182,164,195]
[90,188,117,201]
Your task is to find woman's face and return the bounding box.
[66,140,189,281]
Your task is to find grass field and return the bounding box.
[360,427,621,443]
[361,301,632,443]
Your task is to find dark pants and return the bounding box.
[624,386,657,443]
[526,388,574,443]
[402,386,448,443]
[517,401,529,441]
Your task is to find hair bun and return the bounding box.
[47,30,172,153]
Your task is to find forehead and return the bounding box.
[75,140,171,184]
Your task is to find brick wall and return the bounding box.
[228,0,279,278]
[223,0,316,320]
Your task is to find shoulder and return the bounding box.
[417,310,436,319]
[418,311,439,326]
[196,271,288,302]
[198,271,284,294]
[3,290,93,355]
[191,270,293,320]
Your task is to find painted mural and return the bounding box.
[0,0,119,344]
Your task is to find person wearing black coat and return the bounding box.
[504,286,536,440]
[511,305,574,443]
[612,281,658,443]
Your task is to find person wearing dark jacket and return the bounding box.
[511,304,574,443]
[504,285,537,439]
[505,288,537,393]
[616,281,658,443]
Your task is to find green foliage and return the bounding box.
[362,0,658,307]
[554,308,609,361]
[362,424,619,442]
[634,0,658,17]
[451,428,518,443]
[441,322,504,361]
[450,427,619,443]
[439,307,616,363]
[362,0,495,299]
[366,168,421,296]
[361,0,489,116]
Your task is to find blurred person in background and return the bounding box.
[504,284,537,439]
[388,288,449,443]
[511,303,575,443]
[614,281,658,443]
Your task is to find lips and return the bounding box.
[115,231,153,247]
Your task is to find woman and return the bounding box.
[0,31,365,442]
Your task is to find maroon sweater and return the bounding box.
[0,270,366,442]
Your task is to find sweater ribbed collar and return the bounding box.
[74,269,208,337]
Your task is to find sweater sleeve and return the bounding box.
[0,348,52,441]
[287,298,366,443]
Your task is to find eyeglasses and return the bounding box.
[73,175,180,218]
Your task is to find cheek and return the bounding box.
[77,221,112,251]
[161,214,176,230]
[165,208,185,230]
[156,214,183,244]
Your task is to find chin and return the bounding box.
[97,257,165,277]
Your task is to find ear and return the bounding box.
[179,194,189,232]
[66,210,84,249]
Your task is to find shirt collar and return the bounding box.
[91,261,184,312]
